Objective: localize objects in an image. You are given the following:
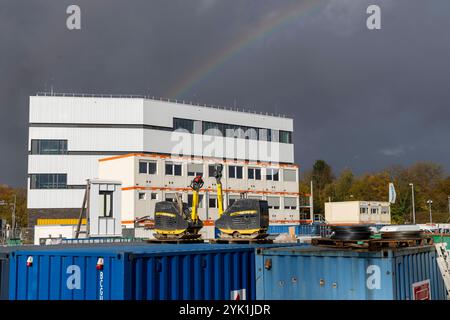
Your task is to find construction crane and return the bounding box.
[153,175,204,240]
[213,164,269,239]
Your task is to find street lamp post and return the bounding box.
[448,195,450,222]
[409,183,416,224]
[11,194,16,238]
[427,200,433,224]
[0,195,17,239]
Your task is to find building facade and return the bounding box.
[28,93,297,228]
[98,153,299,231]
[324,201,391,225]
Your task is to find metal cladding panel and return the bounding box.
[27,189,86,209]
[143,99,293,131]
[393,249,446,300]
[8,243,300,300]
[130,250,255,300]
[9,251,129,300]
[29,127,145,152]
[255,246,446,300]
[0,253,10,300]
[28,155,102,185]
[30,96,144,125]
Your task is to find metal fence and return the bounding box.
[0,227,33,245]
[268,224,332,237]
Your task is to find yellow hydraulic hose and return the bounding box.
[191,189,199,222]
[217,182,224,217]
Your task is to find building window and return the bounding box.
[381,207,389,214]
[165,193,175,201]
[248,195,262,200]
[360,207,368,214]
[30,174,67,189]
[208,165,216,177]
[284,197,297,210]
[187,163,203,176]
[267,196,280,210]
[173,118,194,133]
[244,127,258,140]
[203,121,224,136]
[165,162,182,176]
[283,169,297,182]
[139,161,157,174]
[271,130,279,142]
[279,131,292,144]
[188,194,204,208]
[138,192,146,200]
[209,196,218,208]
[228,195,240,206]
[228,165,243,179]
[151,193,158,200]
[224,124,237,138]
[248,167,261,180]
[31,139,68,155]
[266,168,279,181]
[258,128,271,141]
[371,208,379,214]
[99,191,113,217]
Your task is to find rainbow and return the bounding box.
[168,0,327,99]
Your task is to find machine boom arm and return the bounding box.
[214,164,224,217]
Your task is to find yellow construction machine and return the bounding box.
[153,175,204,240]
[213,164,269,239]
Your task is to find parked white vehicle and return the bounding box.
[418,224,440,234]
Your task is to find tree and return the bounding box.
[311,160,334,214]
[0,185,27,227]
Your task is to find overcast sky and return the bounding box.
[1,0,449,187]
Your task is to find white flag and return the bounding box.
[389,182,396,204]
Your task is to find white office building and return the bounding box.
[27,93,298,229]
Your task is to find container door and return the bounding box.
[393,249,446,300]
[0,255,9,300]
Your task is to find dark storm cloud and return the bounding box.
[0,0,449,186]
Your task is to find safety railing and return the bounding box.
[35,92,288,118]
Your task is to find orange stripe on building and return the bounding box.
[131,219,312,226]
[98,152,299,168]
[121,185,301,196]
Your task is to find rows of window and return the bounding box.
[360,207,389,214]
[31,139,68,155]
[138,160,297,182]
[30,118,291,157]
[173,118,293,144]
[30,174,67,189]
[137,191,298,210]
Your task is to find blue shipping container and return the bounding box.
[0,252,9,300]
[255,245,446,300]
[9,243,300,300]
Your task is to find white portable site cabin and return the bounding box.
[325,201,391,225]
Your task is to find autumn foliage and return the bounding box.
[300,161,450,223]
[0,185,27,227]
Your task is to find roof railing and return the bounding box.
[35,92,288,118]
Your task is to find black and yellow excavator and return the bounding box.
[153,175,204,240]
[213,164,269,239]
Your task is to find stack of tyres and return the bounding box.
[330,225,372,241]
